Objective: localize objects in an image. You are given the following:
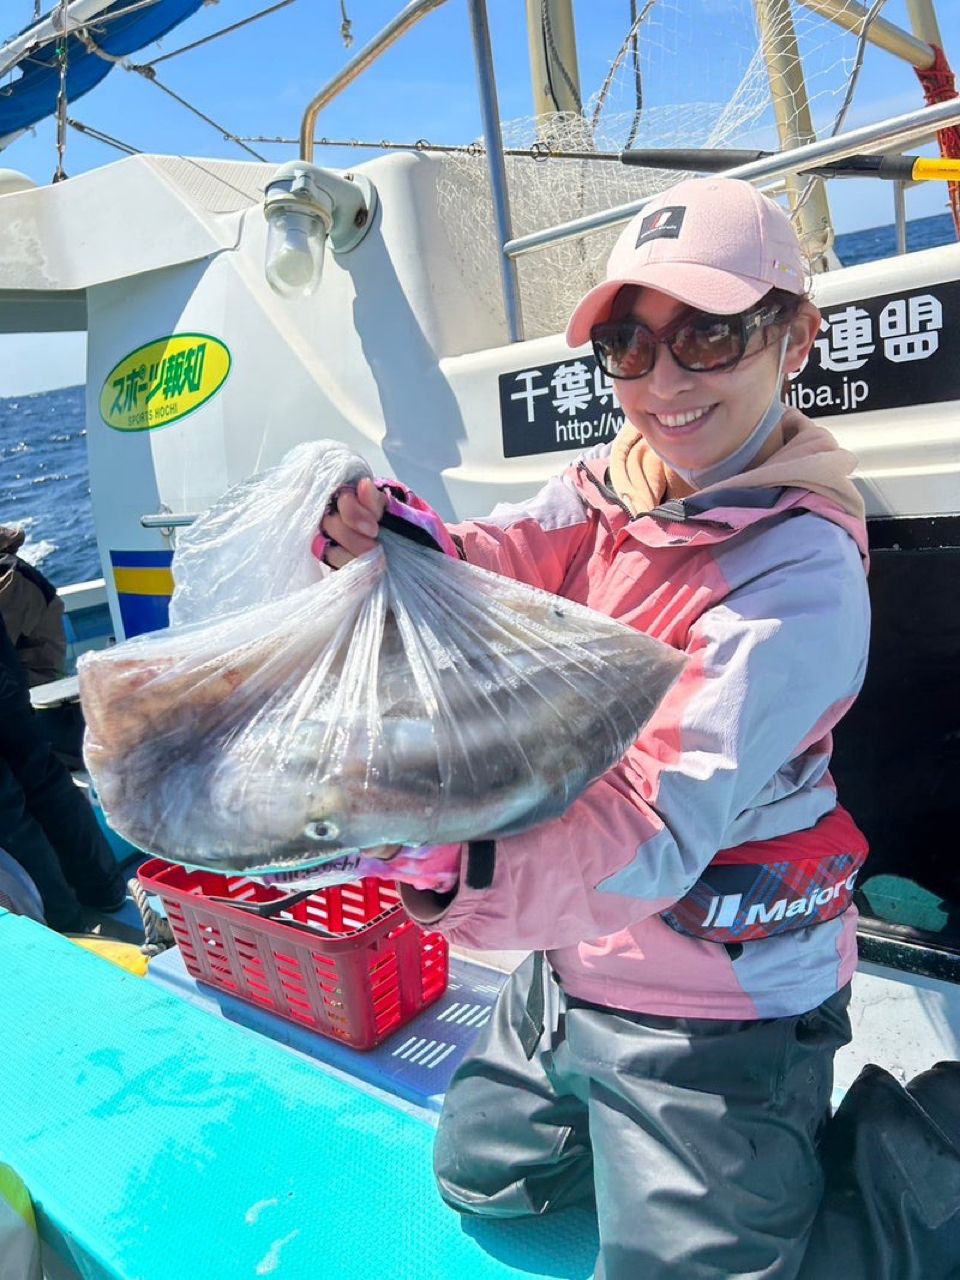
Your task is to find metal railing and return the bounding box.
[795,0,936,69]
[299,0,451,161]
[295,4,960,343]
[297,0,523,337]
[504,97,960,260]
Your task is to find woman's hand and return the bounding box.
[356,843,462,893]
[319,477,387,568]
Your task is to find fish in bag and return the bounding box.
[79,442,686,875]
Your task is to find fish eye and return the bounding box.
[304,820,339,842]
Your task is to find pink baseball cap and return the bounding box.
[565,177,807,347]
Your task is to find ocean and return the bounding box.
[1,210,956,590]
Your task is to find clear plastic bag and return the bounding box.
[79,441,686,876]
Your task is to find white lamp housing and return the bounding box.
[263,161,378,299]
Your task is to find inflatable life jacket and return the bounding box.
[660,805,869,943]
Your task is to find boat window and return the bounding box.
[830,515,960,982]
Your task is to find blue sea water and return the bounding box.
[0,384,93,587]
[0,211,955,589]
[833,210,957,267]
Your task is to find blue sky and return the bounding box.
[1,0,955,393]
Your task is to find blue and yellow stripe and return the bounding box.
[110,549,174,638]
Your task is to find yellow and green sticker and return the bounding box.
[99,333,231,432]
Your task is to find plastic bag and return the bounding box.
[79,441,686,876]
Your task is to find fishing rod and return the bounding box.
[620,148,960,183]
[241,135,960,184]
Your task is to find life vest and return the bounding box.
[660,805,869,943]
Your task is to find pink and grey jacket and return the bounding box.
[377,411,871,1020]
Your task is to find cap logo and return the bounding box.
[636,206,686,246]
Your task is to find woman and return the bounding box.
[317,177,873,1277]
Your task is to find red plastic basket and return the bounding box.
[138,857,449,1051]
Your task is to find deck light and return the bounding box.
[263,161,377,299]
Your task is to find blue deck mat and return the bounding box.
[0,910,599,1280]
[147,944,508,1112]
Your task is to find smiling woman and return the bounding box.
[567,176,821,489]
[313,174,890,1278]
[595,285,819,487]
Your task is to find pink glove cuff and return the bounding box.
[311,479,459,565]
[310,529,333,563]
[366,842,463,893]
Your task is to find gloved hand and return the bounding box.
[313,477,387,568]
[356,842,463,893]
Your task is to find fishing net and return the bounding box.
[435,0,931,339]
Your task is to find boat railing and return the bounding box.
[504,101,960,340]
[296,2,960,344]
[299,0,452,162]
[504,99,960,260]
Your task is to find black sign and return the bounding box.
[786,278,960,419]
[498,353,625,459]
[498,279,960,458]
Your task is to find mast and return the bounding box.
[753,0,835,269]
[524,0,583,131]
[904,0,943,51]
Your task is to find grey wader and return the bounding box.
[435,952,852,1280]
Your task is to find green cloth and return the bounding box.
[859,874,949,934]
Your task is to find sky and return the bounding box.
[0,0,956,394]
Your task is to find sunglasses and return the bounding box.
[591,303,792,381]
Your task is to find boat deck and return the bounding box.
[145,939,511,1114]
[0,907,598,1279]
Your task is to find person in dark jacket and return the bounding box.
[0,614,125,932]
[0,525,67,688]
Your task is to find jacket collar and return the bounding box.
[576,453,869,560]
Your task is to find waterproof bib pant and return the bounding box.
[0,619,123,928]
[434,953,851,1280]
[798,1060,960,1279]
